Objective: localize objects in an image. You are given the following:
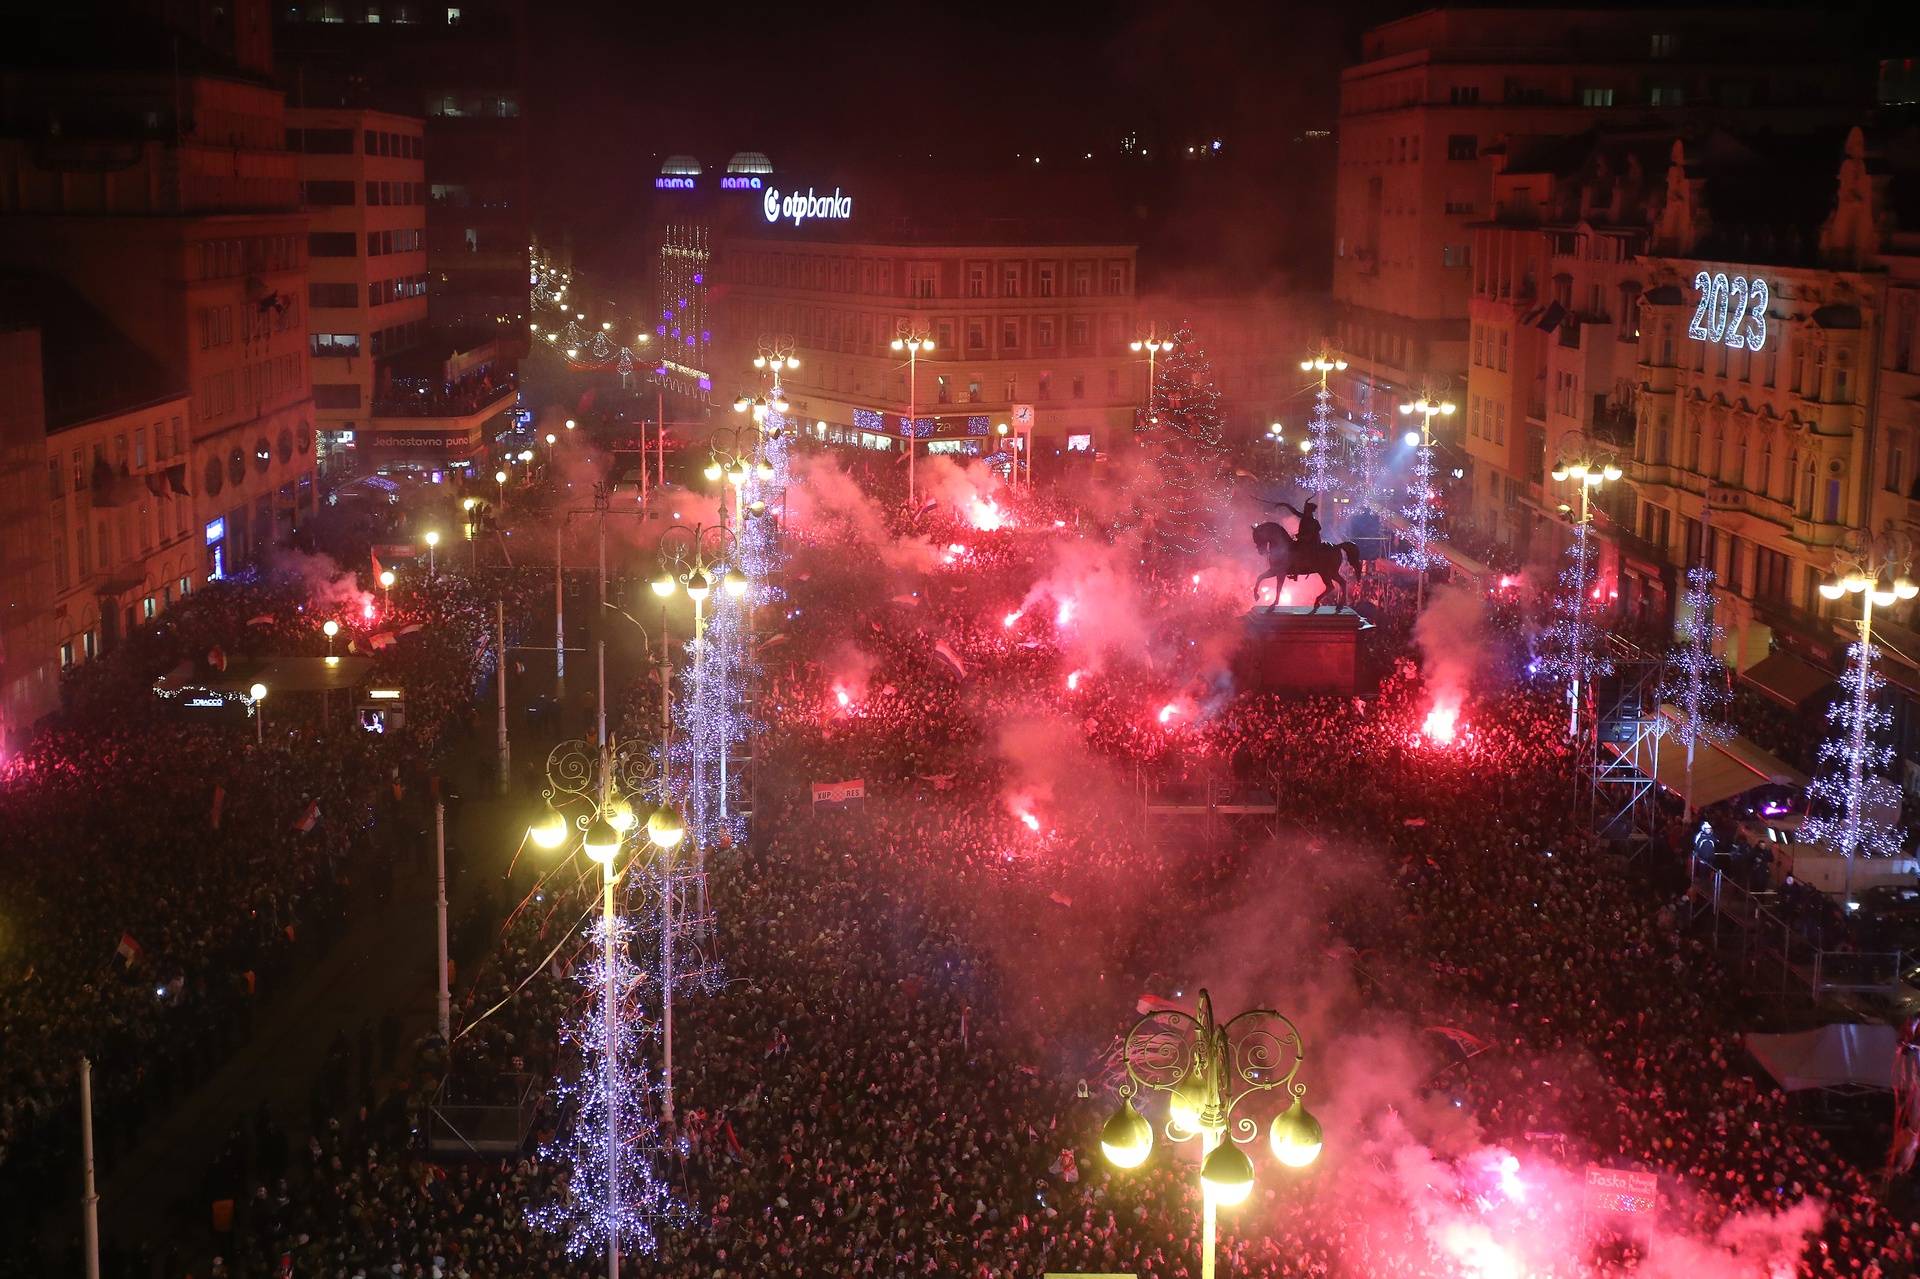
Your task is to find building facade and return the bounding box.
[0,61,317,578]
[1333,7,1872,446]
[289,107,430,473]
[712,233,1140,464]
[276,0,530,340]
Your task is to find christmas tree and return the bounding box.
[1142,324,1232,559]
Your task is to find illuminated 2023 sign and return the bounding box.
[1687,270,1769,351]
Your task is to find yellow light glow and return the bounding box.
[323,619,340,638]
[1201,1142,1255,1205]
[686,572,711,603]
[581,818,620,864]
[1270,1098,1324,1168]
[379,571,395,588]
[1818,583,1845,600]
[704,462,724,482]
[425,531,440,547]
[494,470,508,484]
[723,570,749,598]
[1169,1076,1208,1133]
[647,805,687,850]
[324,655,341,668]
[651,574,677,598]
[1099,1104,1153,1169]
[249,682,268,702]
[367,688,402,700]
[530,807,569,850]
[606,796,637,832]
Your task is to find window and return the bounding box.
[1107,368,1120,397]
[301,180,356,206]
[308,283,358,308]
[291,128,353,154]
[966,265,986,298]
[1649,85,1686,107]
[48,457,62,498]
[134,429,147,469]
[1036,264,1056,298]
[1069,316,1090,347]
[1000,319,1020,350]
[446,6,461,22]
[60,642,73,669]
[308,232,357,257]
[1579,87,1615,107]
[1496,331,1508,371]
[310,333,360,357]
[142,596,156,621]
[1071,374,1085,399]
[1071,263,1092,297]
[1104,262,1125,294]
[1037,371,1053,401]
[1037,318,1056,348]
[966,319,986,351]
[1449,85,1479,104]
[1446,134,1478,161]
[1441,244,1470,268]
[935,375,950,405]
[1651,32,1677,58]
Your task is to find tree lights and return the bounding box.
[1394,396,1454,610]
[1540,445,1622,737]
[1806,551,1918,905]
[1299,351,1347,510]
[1143,324,1231,560]
[1656,564,1732,815]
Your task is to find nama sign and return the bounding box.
[655,176,696,190]
[762,186,852,227]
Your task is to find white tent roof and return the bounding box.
[1745,1023,1896,1093]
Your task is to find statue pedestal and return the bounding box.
[1232,607,1366,696]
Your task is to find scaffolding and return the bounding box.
[1586,635,1664,848]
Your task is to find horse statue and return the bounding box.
[1251,522,1364,612]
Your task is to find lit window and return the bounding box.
[446,6,461,22]
[60,642,73,668]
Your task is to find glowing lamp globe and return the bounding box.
[249,682,268,702]
[1200,1141,1255,1206]
[494,470,508,484]
[605,795,637,833]
[581,818,621,864]
[1403,430,1420,447]
[704,461,724,482]
[529,806,569,850]
[380,570,395,588]
[756,461,775,481]
[646,805,687,850]
[1099,1103,1152,1169]
[322,619,340,638]
[1269,1098,1324,1168]
[1169,1075,1209,1133]
[723,570,749,598]
[424,530,440,548]
[651,574,677,598]
[685,571,711,603]
[728,465,749,487]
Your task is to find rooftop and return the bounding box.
[0,274,182,431]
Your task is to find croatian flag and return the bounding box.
[292,800,321,833]
[114,933,142,966]
[810,779,866,809]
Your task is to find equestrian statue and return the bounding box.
[1251,500,1364,612]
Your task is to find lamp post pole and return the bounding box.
[1131,330,1177,430]
[893,327,934,507]
[1397,396,1455,613]
[1098,989,1324,1279]
[495,599,511,796]
[80,1055,99,1279]
[554,518,566,696]
[434,796,451,1042]
[1548,443,1622,739]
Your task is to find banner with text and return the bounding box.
[811,779,866,808]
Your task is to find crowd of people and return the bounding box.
[8,451,1918,1278]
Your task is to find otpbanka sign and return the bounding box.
[763,186,853,227]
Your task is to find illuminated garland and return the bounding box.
[1657,565,1732,756]
[1351,406,1387,514]
[1803,640,1903,860]
[1535,521,1612,689]
[1144,324,1231,559]
[1303,378,1342,504]
[1392,435,1444,572]
[530,911,683,1262]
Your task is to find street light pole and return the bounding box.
[1548,448,1622,738]
[1099,989,1323,1279]
[1396,396,1455,613]
[80,1055,99,1279]
[1131,330,1178,430]
[434,796,451,1043]
[892,327,934,507]
[495,599,511,796]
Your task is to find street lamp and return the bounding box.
[379,569,395,609]
[1396,396,1456,612]
[891,326,935,506]
[530,738,686,1269]
[1548,443,1623,737]
[1300,352,1348,511]
[424,529,440,578]
[1100,989,1321,1279]
[1815,557,1919,906]
[1130,328,1178,427]
[249,682,268,745]
[654,522,738,922]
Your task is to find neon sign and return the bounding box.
[204,518,225,544]
[720,176,762,190]
[654,176,696,191]
[762,186,852,227]
[1687,271,1769,352]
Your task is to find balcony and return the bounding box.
[372,376,515,421]
[1705,484,1749,513]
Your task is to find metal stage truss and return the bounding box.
[1583,634,1664,848]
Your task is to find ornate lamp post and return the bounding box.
[891,324,935,506]
[1131,328,1178,427]
[1811,538,1918,907]
[1548,435,1623,737]
[1396,395,1455,612]
[1300,350,1348,512]
[528,738,685,1273]
[1099,989,1323,1279]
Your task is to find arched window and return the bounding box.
[1801,457,1816,517]
[1759,435,1775,499]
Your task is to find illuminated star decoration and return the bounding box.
[1656,564,1732,758]
[1803,638,1903,861]
[530,912,684,1261]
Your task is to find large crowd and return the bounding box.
[7,455,1917,1279]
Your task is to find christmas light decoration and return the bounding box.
[1299,354,1346,507]
[530,911,683,1265]
[1392,399,1452,607]
[1143,324,1232,559]
[1350,404,1387,515]
[1655,565,1731,813]
[1535,519,1613,729]
[1802,640,1901,867]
